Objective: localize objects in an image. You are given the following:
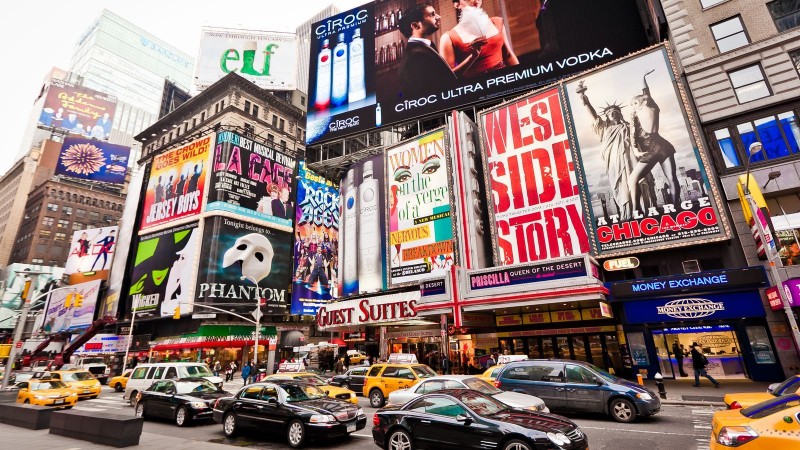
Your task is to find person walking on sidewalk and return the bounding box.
[673,339,688,377]
[690,342,719,388]
[241,363,252,385]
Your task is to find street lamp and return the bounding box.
[241,275,263,377]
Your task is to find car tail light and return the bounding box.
[494,380,501,388]
[717,426,758,447]
[729,401,742,410]
[373,415,380,426]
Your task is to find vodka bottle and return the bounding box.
[376,103,382,127]
[348,28,366,103]
[358,160,382,292]
[314,39,331,110]
[389,10,396,30]
[343,169,359,295]
[331,33,348,107]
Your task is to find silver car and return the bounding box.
[387,375,549,413]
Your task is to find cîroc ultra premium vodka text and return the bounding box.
[358,160,382,292]
[314,39,332,110]
[348,28,366,103]
[331,33,349,107]
[343,168,359,295]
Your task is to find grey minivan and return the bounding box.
[494,359,660,423]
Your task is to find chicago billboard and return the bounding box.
[196,216,293,315]
[65,226,118,274]
[56,138,130,184]
[140,134,213,231]
[563,47,728,256]
[41,280,102,334]
[195,28,297,91]
[206,131,297,230]
[126,222,200,319]
[291,161,340,315]
[39,79,117,139]
[387,129,456,285]
[306,0,649,145]
[480,87,589,265]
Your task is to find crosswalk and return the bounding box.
[71,391,130,413]
[691,407,720,450]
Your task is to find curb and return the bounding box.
[661,399,725,407]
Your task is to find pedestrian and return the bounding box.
[441,354,451,375]
[241,362,252,385]
[344,352,351,371]
[486,353,496,368]
[334,357,344,374]
[225,362,233,382]
[673,339,688,377]
[690,342,720,388]
[213,360,221,377]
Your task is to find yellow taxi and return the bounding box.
[50,370,102,399]
[15,377,78,408]
[109,369,133,393]
[347,350,367,365]
[711,393,800,448]
[264,373,358,405]
[362,363,437,408]
[724,376,800,409]
[480,365,505,383]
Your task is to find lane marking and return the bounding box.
[73,406,105,412]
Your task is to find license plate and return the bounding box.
[83,390,90,394]
[347,424,356,433]
[54,399,64,404]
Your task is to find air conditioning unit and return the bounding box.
[682,260,701,274]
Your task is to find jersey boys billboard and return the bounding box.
[306,0,649,145]
[480,87,589,266]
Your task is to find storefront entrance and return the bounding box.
[497,332,624,375]
[652,325,745,379]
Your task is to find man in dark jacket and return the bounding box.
[397,4,458,100]
[672,339,688,377]
[690,343,719,388]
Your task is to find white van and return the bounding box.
[123,362,224,405]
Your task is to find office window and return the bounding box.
[300,96,306,106]
[729,65,770,103]
[791,50,800,76]
[267,134,274,144]
[272,115,278,127]
[201,112,206,121]
[244,123,255,137]
[42,217,54,226]
[63,206,72,215]
[713,111,800,168]
[701,0,726,7]
[279,119,285,131]
[73,222,84,231]
[39,230,51,238]
[76,209,86,217]
[714,128,741,168]
[90,211,100,221]
[244,100,251,114]
[57,219,69,228]
[47,203,58,212]
[280,140,287,149]
[252,105,259,118]
[711,16,748,52]
[768,0,800,32]
[55,232,67,241]
[32,258,43,264]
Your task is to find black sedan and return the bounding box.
[134,378,231,426]
[328,366,369,392]
[212,380,367,448]
[373,389,588,450]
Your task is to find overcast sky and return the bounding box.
[0,1,365,177]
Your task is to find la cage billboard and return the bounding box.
[56,137,130,184]
[306,0,649,145]
[39,79,117,140]
[195,28,297,91]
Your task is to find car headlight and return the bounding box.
[526,403,545,412]
[94,382,101,388]
[357,408,364,417]
[309,414,336,423]
[70,393,78,398]
[546,432,571,446]
[636,393,653,401]
[188,401,208,409]
[34,395,47,400]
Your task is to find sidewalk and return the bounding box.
[641,377,774,406]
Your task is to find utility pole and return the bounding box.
[1,271,43,390]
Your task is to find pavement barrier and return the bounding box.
[0,403,57,429]
[50,409,144,448]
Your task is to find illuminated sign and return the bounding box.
[603,257,640,271]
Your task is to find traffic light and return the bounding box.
[173,306,180,319]
[20,280,32,302]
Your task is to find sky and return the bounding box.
[0,1,366,177]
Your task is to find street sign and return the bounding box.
[191,313,217,319]
[251,308,263,321]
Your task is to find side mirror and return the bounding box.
[456,414,473,425]
[324,390,330,395]
[267,397,278,404]
[767,383,779,394]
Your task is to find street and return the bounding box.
[66,385,719,450]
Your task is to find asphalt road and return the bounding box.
[79,385,718,450]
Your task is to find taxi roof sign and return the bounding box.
[387,353,418,364]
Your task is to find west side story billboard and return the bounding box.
[306,0,649,145]
[563,47,729,256]
[39,79,117,140]
[56,138,130,185]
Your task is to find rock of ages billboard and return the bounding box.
[480,87,589,266]
[387,129,456,285]
[126,222,200,319]
[206,131,297,230]
[563,47,728,256]
[196,216,293,315]
[140,135,213,231]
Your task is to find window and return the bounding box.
[417,380,445,393]
[32,258,43,264]
[131,367,148,379]
[165,367,178,379]
[244,100,251,114]
[425,397,467,417]
[76,209,86,217]
[267,134,274,144]
[201,112,206,121]
[566,364,597,384]
[55,233,66,241]
[768,0,800,32]
[714,111,800,168]
[700,0,726,7]
[714,128,741,168]
[63,206,72,215]
[57,219,69,228]
[42,217,54,226]
[380,366,398,377]
[279,119,285,130]
[241,386,263,400]
[300,96,306,106]
[711,16,748,52]
[90,212,100,221]
[47,203,58,212]
[280,140,287,149]
[728,65,770,103]
[39,230,51,238]
[244,123,255,137]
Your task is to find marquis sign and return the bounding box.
[656,298,724,319]
[609,267,767,298]
[622,291,765,324]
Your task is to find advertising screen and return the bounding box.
[0,264,64,330]
[480,87,589,265]
[64,226,118,274]
[39,79,117,140]
[196,216,293,315]
[56,138,130,184]
[306,0,649,145]
[140,134,214,231]
[195,28,297,91]
[126,222,200,319]
[291,161,340,315]
[563,47,728,256]
[206,131,297,230]
[41,280,102,334]
[387,129,456,285]
[338,153,388,295]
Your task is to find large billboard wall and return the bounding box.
[39,79,117,140]
[291,161,340,315]
[480,87,589,266]
[41,280,102,334]
[306,0,649,145]
[56,138,130,184]
[195,28,298,91]
[387,129,456,285]
[196,216,293,315]
[140,134,214,231]
[65,226,118,274]
[563,47,729,256]
[206,131,297,230]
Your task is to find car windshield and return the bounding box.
[460,391,509,416]
[31,381,68,390]
[741,395,800,419]
[463,378,502,395]
[297,375,327,385]
[413,366,437,379]
[175,380,218,394]
[282,384,327,402]
[62,372,95,381]
[82,358,104,364]
[184,365,214,377]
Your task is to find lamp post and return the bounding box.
[242,276,263,376]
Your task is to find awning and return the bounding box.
[329,338,346,346]
[151,324,277,351]
[280,330,306,348]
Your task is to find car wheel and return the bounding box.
[387,429,414,450]
[129,391,138,407]
[370,389,385,408]
[502,439,532,450]
[223,413,238,437]
[23,399,30,404]
[175,406,190,427]
[341,382,350,391]
[610,398,636,423]
[287,419,306,448]
[135,401,147,419]
[114,383,123,392]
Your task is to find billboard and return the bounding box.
[563,47,728,256]
[126,222,200,319]
[480,87,589,265]
[306,0,649,145]
[196,216,293,315]
[291,161,340,315]
[39,79,117,139]
[0,264,65,330]
[64,226,118,275]
[140,134,213,231]
[195,28,297,91]
[41,280,102,334]
[56,138,130,184]
[338,153,388,296]
[387,129,456,285]
[206,131,297,230]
